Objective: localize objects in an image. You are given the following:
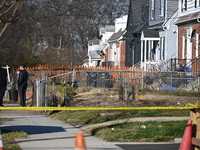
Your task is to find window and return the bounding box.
[150,0,155,20]
[195,0,200,7]
[160,37,165,60]
[160,0,165,17]
[181,0,187,11]
[182,35,185,59]
[196,32,199,57]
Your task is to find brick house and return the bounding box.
[176,0,200,72]
[103,29,126,67]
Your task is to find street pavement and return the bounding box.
[0,109,184,150]
[116,143,180,150]
[0,110,122,150]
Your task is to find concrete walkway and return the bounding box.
[0,110,122,150]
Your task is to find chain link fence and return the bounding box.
[28,69,200,107]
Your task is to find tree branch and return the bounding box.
[0,0,23,38]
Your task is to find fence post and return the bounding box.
[132,85,135,101]
[124,78,128,102]
[142,70,144,90]
[119,84,124,101]
[72,69,76,87]
[36,79,40,107]
[132,85,139,101]
[45,76,48,107]
[135,84,139,101]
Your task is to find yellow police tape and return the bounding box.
[0,102,199,111]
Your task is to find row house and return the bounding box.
[147,0,179,71]
[87,25,114,67]
[176,0,200,72]
[125,0,149,67]
[104,29,126,67]
[87,16,127,67]
[125,0,160,69]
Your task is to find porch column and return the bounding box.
[144,40,147,70]
[141,40,143,65]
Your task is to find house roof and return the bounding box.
[89,43,108,60]
[95,43,108,51]
[176,12,200,25]
[132,21,159,38]
[147,23,163,30]
[142,28,159,37]
[89,51,102,60]
[108,29,126,42]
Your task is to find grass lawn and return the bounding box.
[47,109,190,126]
[2,129,27,150]
[86,120,187,142]
[0,118,27,150]
[47,110,189,142]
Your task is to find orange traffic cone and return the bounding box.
[75,133,86,150]
[179,120,192,150]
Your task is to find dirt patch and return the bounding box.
[73,89,198,107]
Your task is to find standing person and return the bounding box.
[0,65,7,106]
[17,64,28,107]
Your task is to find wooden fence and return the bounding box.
[25,64,142,72]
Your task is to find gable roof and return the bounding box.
[108,29,126,42]
[132,20,159,38]
[176,12,200,25]
[89,43,108,60]
[142,28,159,38]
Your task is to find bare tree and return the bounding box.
[0,0,129,66]
[0,0,23,38]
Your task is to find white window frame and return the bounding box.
[196,32,199,57]
[195,0,200,8]
[181,0,187,11]
[151,0,155,20]
[186,28,192,64]
[182,35,185,59]
[160,0,165,17]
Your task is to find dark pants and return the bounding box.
[0,87,6,106]
[18,84,27,107]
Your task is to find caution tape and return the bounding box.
[0,102,199,111]
[0,106,198,111]
[186,101,200,109]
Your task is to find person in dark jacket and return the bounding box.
[17,64,28,107]
[0,65,7,106]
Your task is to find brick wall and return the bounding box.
[178,21,200,72]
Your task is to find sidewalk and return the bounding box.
[0,110,122,150]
